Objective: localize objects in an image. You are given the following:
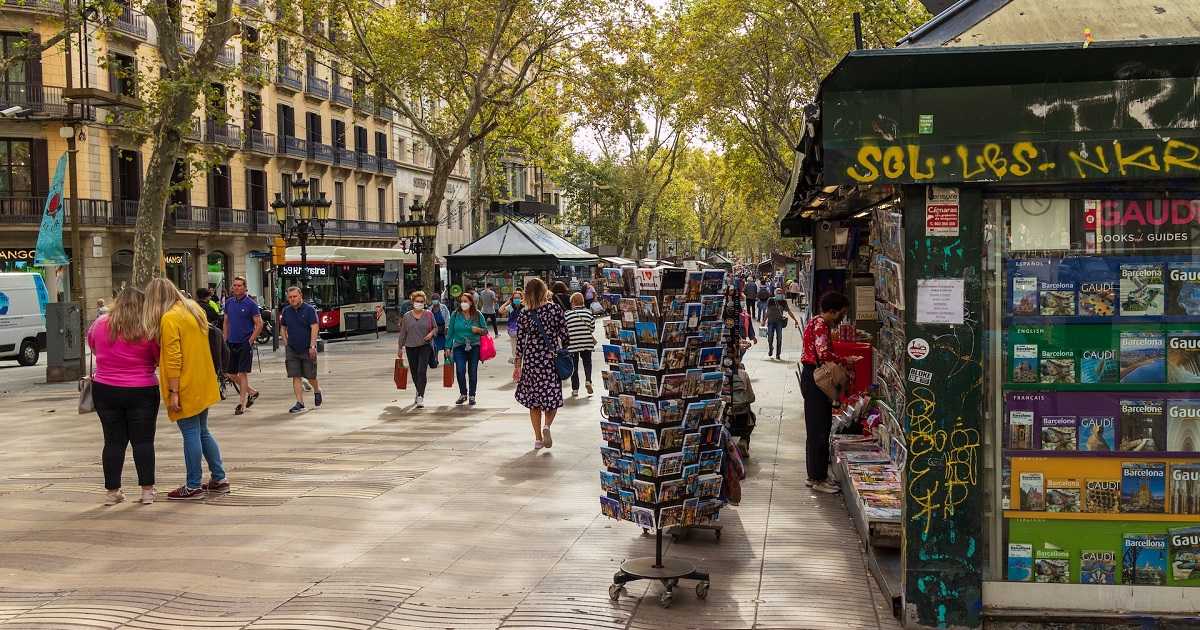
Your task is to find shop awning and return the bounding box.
[600,256,636,267]
[779,37,1200,235]
[446,220,598,272]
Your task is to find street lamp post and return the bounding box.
[271,173,332,293]
[396,200,439,292]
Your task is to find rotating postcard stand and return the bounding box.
[596,266,738,608]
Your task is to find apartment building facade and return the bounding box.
[0,0,470,306]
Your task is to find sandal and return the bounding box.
[534,440,544,450]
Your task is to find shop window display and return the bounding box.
[994,197,1200,588]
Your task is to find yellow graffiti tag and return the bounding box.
[906,387,981,533]
[844,139,1200,183]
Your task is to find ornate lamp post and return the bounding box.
[396,200,439,291]
[271,173,332,292]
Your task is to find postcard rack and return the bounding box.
[596,266,740,608]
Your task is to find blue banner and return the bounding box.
[34,153,69,266]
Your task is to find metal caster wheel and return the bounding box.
[608,584,625,601]
[696,582,710,600]
[658,590,673,608]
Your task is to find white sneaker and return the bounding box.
[813,480,841,494]
[140,488,157,505]
[415,396,424,408]
[104,489,126,505]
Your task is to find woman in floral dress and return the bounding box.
[514,278,569,450]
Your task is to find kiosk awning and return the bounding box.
[446,220,598,272]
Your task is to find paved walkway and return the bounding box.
[0,326,899,629]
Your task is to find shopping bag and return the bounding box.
[814,361,850,401]
[479,334,497,362]
[394,359,408,390]
[443,362,454,388]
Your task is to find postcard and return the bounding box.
[633,427,660,451]
[699,346,724,368]
[658,452,684,476]
[660,426,685,449]
[663,295,687,320]
[620,426,635,454]
[638,295,660,321]
[602,344,623,364]
[637,400,662,425]
[619,394,637,423]
[701,270,726,295]
[634,452,658,477]
[661,348,687,370]
[662,321,687,345]
[659,479,687,502]
[619,298,639,325]
[634,348,661,371]
[636,321,659,346]
[659,373,686,398]
[604,320,622,341]
[685,303,703,329]
[700,371,725,395]
[632,505,656,530]
[601,420,621,443]
[685,272,703,301]
[618,328,637,344]
[601,470,620,493]
[633,479,657,503]
[659,400,684,425]
[635,375,658,397]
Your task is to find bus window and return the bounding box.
[306,274,337,309]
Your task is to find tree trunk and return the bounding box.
[422,148,463,293]
[131,93,194,287]
[470,138,488,238]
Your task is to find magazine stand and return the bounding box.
[596,267,740,608]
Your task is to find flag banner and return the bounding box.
[35,153,69,266]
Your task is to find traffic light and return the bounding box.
[271,238,286,266]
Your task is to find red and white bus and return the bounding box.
[280,246,415,335]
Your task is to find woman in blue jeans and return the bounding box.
[448,292,488,405]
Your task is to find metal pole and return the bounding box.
[299,223,308,292]
[853,12,864,50]
[67,131,85,378]
[655,526,663,569]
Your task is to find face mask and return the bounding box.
[460,302,470,311]
[775,293,784,299]
[513,298,522,305]
[413,302,425,310]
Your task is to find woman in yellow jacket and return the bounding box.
[143,278,227,500]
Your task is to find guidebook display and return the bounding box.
[1001,198,1200,587]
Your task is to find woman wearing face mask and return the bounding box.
[799,292,859,494]
[448,292,488,405]
[428,295,451,369]
[498,290,524,365]
[397,291,436,408]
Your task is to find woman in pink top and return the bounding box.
[87,287,160,505]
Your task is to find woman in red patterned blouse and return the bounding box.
[799,292,858,494]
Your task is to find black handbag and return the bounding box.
[529,307,573,380]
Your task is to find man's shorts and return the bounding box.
[226,341,253,374]
[285,347,317,380]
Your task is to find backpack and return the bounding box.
[207,324,231,377]
[757,286,771,300]
[432,306,446,336]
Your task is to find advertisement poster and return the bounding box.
[925,186,960,237]
[1005,255,1200,323]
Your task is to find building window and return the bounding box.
[1,34,30,97]
[458,201,467,232]
[377,187,386,222]
[0,139,33,198]
[398,193,407,220]
[375,131,387,159]
[356,184,366,221]
[109,52,136,97]
[395,138,405,163]
[334,180,345,219]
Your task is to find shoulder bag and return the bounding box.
[78,353,94,414]
[529,307,573,380]
[814,360,851,401]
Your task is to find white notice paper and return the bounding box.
[916,278,965,325]
[854,285,876,320]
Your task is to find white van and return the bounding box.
[0,272,49,366]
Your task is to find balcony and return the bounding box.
[112,4,148,40]
[185,117,203,142]
[205,121,241,147]
[375,104,396,122]
[181,31,197,55]
[250,209,276,236]
[307,141,334,164]
[1,0,65,13]
[304,74,329,100]
[333,146,355,167]
[354,94,375,115]
[331,84,352,107]
[244,129,275,154]
[0,197,112,226]
[242,55,267,85]
[0,84,89,120]
[378,158,398,176]
[277,65,303,92]
[216,44,237,67]
[327,218,396,238]
[356,152,378,172]
[214,207,249,231]
[172,205,210,230]
[281,135,307,159]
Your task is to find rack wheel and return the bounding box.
[666,578,679,589]
[658,590,673,608]
[608,584,625,601]
[696,582,710,600]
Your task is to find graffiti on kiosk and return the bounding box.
[844,139,1200,183]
